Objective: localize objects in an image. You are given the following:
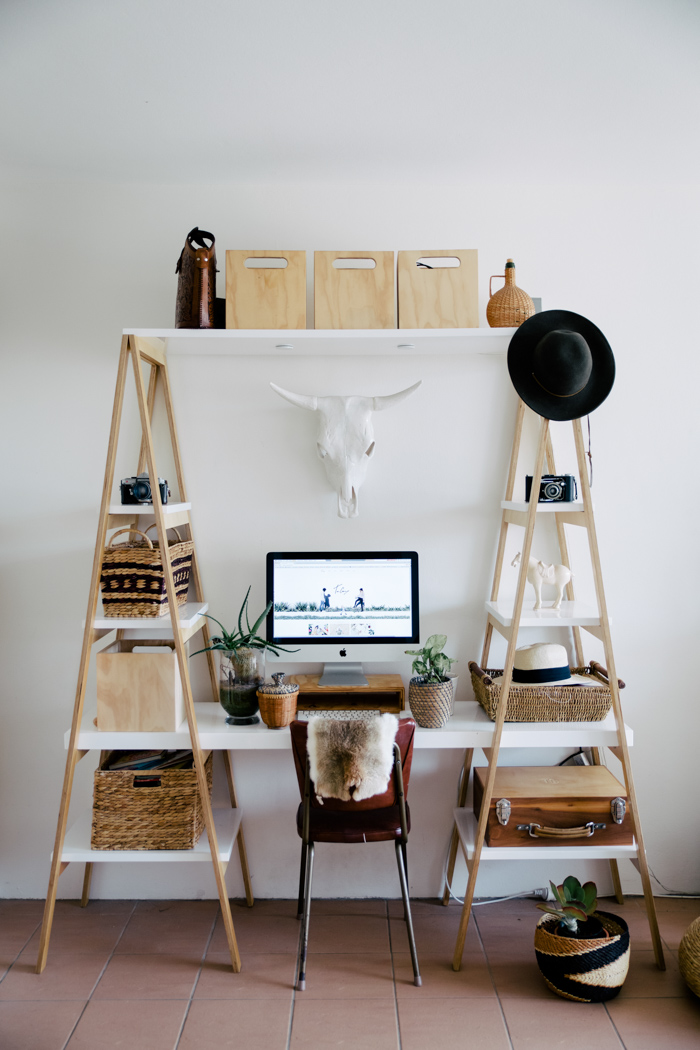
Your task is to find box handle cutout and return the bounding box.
[332,258,376,269]
[416,256,461,269]
[133,776,162,788]
[244,258,288,268]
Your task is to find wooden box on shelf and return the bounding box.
[473,765,634,847]
[96,640,184,732]
[397,249,478,328]
[314,251,395,329]
[225,250,306,329]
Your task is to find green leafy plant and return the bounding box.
[405,634,456,683]
[192,586,298,657]
[537,876,598,934]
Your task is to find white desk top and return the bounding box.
[70,700,632,751]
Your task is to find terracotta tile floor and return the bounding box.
[0,895,698,1049]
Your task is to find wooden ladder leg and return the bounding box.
[591,747,625,905]
[572,418,663,968]
[441,750,474,905]
[159,355,218,697]
[453,417,549,971]
[35,337,131,974]
[223,750,254,907]
[545,429,585,667]
[80,864,94,908]
[481,400,526,669]
[131,337,242,973]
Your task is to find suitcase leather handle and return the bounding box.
[517,821,606,839]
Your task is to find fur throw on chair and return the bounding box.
[307,714,399,802]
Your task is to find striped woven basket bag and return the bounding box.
[100,526,193,618]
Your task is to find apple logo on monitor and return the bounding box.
[339,648,347,657]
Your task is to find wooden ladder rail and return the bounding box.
[35,334,253,974]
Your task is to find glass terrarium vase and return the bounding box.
[218,647,265,725]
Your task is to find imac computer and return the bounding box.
[266,551,419,687]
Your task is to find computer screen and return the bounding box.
[266,551,419,647]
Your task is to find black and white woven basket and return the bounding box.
[534,911,630,1002]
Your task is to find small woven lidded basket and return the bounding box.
[91,752,213,850]
[257,672,299,729]
[408,677,453,729]
[469,660,618,723]
[534,911,630,1002]
[678,915,700,997]
[100,526,193,618]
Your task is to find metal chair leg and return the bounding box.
[395,841,421,987]
[297,842,314,990]
[297,842,307,918]
[400,842,409,920]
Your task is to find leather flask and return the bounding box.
[175,227,217,329]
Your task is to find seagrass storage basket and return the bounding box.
[91,752,213,850]
[100,526,193,618]
[469,661,617,722]
[534,911,630,1002]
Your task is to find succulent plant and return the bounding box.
[192,586,297,657]
[537,875,598,934]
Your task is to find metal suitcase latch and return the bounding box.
[495,798,511,825]
[611,797,626,824]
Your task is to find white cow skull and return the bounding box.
[270,381,421,517]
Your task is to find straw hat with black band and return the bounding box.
[507,310,615,421]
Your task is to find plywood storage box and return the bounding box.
[397,249,479,328]
[226,250,306,329]
[96,640,185,732]
[314,251,395,329]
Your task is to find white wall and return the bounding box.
[1,0,699,902]
[1,174,698,902]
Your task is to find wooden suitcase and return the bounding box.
[473,766,633,847]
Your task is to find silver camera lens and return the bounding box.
[543,481,563,500]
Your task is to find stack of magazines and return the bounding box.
[101,750,194,772]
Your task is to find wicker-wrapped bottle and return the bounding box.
[486,259,535,328]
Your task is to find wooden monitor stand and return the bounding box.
[289,674,405,713]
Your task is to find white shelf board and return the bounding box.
[124,327,515,357]
[108,502,191,516]
[71,700,632,751]
[486,600,605,628]
[455,809,637,862]
[58,808,240,863]
[92,601,208,631]
[501,501,585,513]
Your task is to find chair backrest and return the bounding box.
[289,717,416,812]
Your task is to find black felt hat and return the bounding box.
[507,310,615,421]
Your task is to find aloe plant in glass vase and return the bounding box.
[193,587,297,725]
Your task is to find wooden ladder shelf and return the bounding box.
[35,334,254,974]
[444,400,665,972]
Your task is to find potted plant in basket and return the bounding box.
[534,876,630,1001]
[404,634,456,728]
[193,587,297,725]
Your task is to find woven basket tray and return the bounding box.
[470,661,619,722]
[91,752,213,850]
[100,526,193,618]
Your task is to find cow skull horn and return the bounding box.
[269,383,318,411]
[372,380,422,411]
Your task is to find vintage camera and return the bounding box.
[525,474,578,503]
[120,473,170,505]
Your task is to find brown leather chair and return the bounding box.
[289,717,421,990]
